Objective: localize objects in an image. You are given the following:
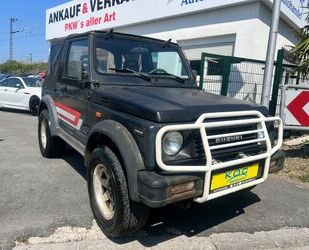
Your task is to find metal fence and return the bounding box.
[273,63,299,116]
[199,50,299,116]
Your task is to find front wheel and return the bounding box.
[38,110,66,158]
[88,146,149,238]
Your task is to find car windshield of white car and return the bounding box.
[22,77,42,87]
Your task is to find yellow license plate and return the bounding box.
[210,164,259,193]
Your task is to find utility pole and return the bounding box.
[261,0,281,109]
[9,18,19,61]
[28,53,33,64]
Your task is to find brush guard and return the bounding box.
[155,111,283,203]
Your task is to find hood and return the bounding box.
[95,86,268,123]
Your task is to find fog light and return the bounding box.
[171,181,195,196]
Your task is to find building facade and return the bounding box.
[47,0,308,61]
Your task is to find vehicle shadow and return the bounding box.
[62,150,87,180]
[117,192,260,247]
[285,144,309,158]
[62,151,261,247]
[0,108,30,115]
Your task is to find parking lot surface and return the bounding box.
[1,110,309,249]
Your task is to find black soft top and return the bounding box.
[50,30,178,47]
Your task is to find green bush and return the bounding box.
[0,60,47,75]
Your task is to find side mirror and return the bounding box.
[15,84,22,92]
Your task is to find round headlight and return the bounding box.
[162,131,183,156]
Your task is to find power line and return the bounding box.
[0,18,46,62]
[9,18,25,61]
[0,32,45,42]
[0,21,44,34]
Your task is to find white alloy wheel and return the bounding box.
[93,163,115,220]
[40,120,47,149]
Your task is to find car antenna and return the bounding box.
[105,29,114,40]
[163,38,172,47]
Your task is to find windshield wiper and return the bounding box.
[149,72,185,83]
[109,67,151,82]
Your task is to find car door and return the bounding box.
[53,38,90,144]
[6,78,29,108]
[0,78,25,108]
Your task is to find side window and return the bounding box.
[66,40,89,80]
[8,78,23,88]
[48,43,62,75]
[0,79,8,87]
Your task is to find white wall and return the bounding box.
[116,1,299,61]
[258,2,299,56]
[117,2,260,56]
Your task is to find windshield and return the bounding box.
[22,77,42,87]
[95,36,191,83]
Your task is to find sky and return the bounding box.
[0,0,67,63]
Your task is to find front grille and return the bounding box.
[207,125,257,146]
[194,124,266,162]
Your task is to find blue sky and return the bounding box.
[0,0,66,63]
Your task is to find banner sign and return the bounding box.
[46,0,308,40]
[278,0,309,27]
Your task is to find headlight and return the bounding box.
[162,131,183,156]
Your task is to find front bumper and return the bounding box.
[137,150,284,208]
[137,171,203,208]
[155,111,283,203]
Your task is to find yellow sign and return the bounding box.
[210,164,259,192]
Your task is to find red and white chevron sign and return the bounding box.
[285,90,309,127]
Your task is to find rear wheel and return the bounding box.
[29,96,40,116]
[38,110,66,158]
[88,146,149,238]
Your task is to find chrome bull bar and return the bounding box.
[155,111,283,203]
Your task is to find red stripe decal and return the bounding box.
[54,101,81,127]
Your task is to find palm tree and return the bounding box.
[292,15,309,79]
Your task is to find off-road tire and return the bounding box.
[38,110,66,158]
[88,146,149,238]
[29,96,40,116]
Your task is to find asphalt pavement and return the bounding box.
[1,110,309,249]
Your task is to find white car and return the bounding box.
[0,76,42,115]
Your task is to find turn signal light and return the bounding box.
[170,181,195,196]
